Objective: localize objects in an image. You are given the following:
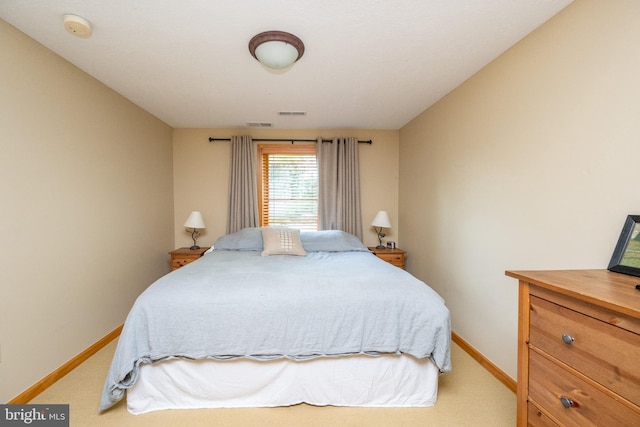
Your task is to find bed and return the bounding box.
[99,228,451,414]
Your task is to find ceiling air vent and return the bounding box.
[246,122,273,128]
[278,111,306,116]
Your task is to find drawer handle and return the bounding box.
[560,396,575,408]
[561,334,575,344]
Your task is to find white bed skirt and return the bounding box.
[127,354,440,414]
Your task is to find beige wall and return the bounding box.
[399,0,640,380]
[0,20,174,402]
[172,128,400,249]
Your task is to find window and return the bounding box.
[258,144,318,231]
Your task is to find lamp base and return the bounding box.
[375,245,386,249]
[189,245,201,250]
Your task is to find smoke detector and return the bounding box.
[63,14,92,38]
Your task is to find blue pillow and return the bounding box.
[213,228,263,251]
[214,228,368,252]
[300,230,368,252]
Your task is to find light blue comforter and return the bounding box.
[100,250,451,411]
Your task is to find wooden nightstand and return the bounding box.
[368,247,406,269]
[169,247,210,271]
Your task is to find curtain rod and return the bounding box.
[208,137,372,145]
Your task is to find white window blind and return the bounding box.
[259,144,318,231]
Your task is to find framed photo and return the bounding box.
[608,215,640,277]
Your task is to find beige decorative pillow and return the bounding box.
[261,227,307,256]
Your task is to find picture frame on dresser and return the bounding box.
[607,214,640,278]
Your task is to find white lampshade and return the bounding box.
[184,211,206,229]
[371,211,391,228]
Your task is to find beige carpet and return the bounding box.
[30,340,515,426]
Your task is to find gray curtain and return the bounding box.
[227,135,258,234]
[317,137,363,240]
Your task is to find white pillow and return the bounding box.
[261,227,307,256]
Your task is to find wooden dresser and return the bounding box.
[506,269,640,426]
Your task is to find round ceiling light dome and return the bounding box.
[249,31,305,70]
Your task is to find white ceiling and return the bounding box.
[0,0,572,129]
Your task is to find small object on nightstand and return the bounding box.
[368,246,406,269]
[169,247,210,271]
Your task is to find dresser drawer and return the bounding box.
[527,402,558,427]
[169,247,210,271]
[369,248,406,269]
[529,350,640,426]
[530,295,640,405]
[378,254,404,266]
[171,258,195,270]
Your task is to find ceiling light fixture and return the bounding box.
[63,14,92,38]
[248,31,305,70]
